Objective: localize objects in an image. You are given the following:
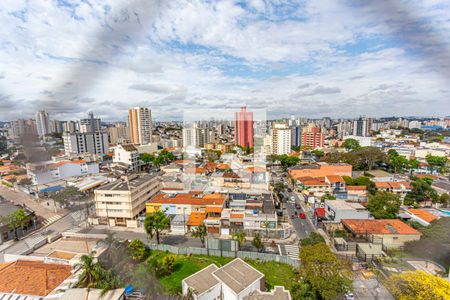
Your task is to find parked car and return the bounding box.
[345,292,354,300]
[291,214,295,219]
[299,212,306,219]
[290,196,295,201]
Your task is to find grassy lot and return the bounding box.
[149,250,295,295]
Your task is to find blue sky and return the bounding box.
[0,0,450,121]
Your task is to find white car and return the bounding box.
[290,196,295,201]
[345,292,354,300]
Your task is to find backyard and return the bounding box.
[145,250,296,295]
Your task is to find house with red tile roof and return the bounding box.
[403,208,440,226]
[0,260,72,297]
[341,219,421,248]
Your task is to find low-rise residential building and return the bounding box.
[146,191,225,234]
[346,185,368,202]
[94,174,160,227]
[341,219,421,249]
[402,208,440,226]
[374,181,411,200]
[182,258,290,300]
[26,158,99,185]
[112,144,140,171]
[324,200,370,222]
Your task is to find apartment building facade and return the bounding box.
[128,107,152,144]
[94,174,160,227]
[63,131,109,155]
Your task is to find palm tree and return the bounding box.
[232,231,246,249]
[75,254,103,288]
[191,223,208,247]
[144,210,170,244]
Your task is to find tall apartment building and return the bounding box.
[35,110,51,137]
[9,119,37,139]
[63,131,109,155]
[94,174,160,227]
[79,112,101,133]
[302,124,324,149]
[128,107,152,145]
[234,106,254,148]
[108,123,129,144]
[271,123,291,155]
[50,120,64,134]
[353,116,371,137]
[182,124,214,148]
[291,125,302,147]
[62,120,77,133]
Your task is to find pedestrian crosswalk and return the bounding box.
[279,244,300,260]
[42,214,63,226]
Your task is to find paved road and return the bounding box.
[0,185,64,219]
[283,192,316,239]
[353,273,394,300]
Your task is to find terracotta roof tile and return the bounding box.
[0,260,72,296]
[408,209,439,223]
[342,219,420,235]
[149,192,225,206]
[347,185,367,191]
[187,212,206,226]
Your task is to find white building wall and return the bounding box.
[237,279,262,300]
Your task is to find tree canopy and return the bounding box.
[425,154,448,174]
[367,191,401,219]
[299,243,352,300]
[1,208,31,240]
[404,178,438,207]
[144,211,170,244]
[342,138,360,151]
[322,147,386,171]
[387,270,450,300]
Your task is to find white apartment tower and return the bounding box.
[35,110,51,137]
[63,131,109,155]
[271,123,292,155]
[128,107,152,145]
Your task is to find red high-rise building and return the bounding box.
[302,126,324,149]
[234,107,254,148]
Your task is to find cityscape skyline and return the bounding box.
[1,1,450,121]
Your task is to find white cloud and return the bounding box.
[0,0,449,121]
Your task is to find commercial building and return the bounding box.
[26,158,99,185]
[324,200,370,222]
[35,110,51,137]
[94,174,160,227]
[63,131,109,155]
[128,107,152,144]
[289,163,352,180]
[271,123,291,155]
[234,107,254,148]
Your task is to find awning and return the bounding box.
[39,185,64,193]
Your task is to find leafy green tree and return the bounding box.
[342,138,360,151]
[1,208,31,240]
[343,176,377,195]
[425,154,448,174]
[390,155,408,173]
[367,191,401,219]
[300,232,325,247]
[191,223,208,247]
[312,150,324,158]
[128,239,149,261]
[139,153,154,164]
[291,280,317,300]
[438,193,450,207]
[404,179,439,207]
[251,232,264,252]
[407,158,420,171]
[266,154,279,163]
[232,231,246,249]
[278,154,300,170]
[144,211,170,244]
[299,243,352,300]
[353,146,386,171]
[291,145,301,152]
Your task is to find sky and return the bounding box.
[0,0,449,122]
